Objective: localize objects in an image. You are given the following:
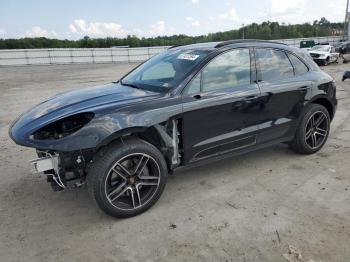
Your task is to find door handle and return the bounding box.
[298,86,311,92]
[243,95,259,101]
[193,94,202,100]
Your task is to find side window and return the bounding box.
[256,49,294,81]
[187,73,201,94]
[186,49,251,94]
[201,49,251,92]
[287,53,309,76]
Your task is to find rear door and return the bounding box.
[181,48,262,164]
[254,48,311,144]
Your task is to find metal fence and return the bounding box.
[0,46,169,66]
[0,36,345,66]
[273,35,344,47]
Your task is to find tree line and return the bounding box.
[0,17,345,49]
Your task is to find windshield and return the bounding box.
[311,45,331,52]
[121,49,210,92]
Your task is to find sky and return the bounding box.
[0,0,347,39]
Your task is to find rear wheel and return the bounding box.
[289,104,330,154]
[87,138,168,218]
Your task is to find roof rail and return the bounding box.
[214,39,287,48]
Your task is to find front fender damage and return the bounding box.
[154,119,181,168]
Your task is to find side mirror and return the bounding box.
[342,70,350,81]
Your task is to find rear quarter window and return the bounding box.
[256,48,294,82]
[287,53,309,76]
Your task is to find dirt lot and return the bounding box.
[0,62,349,262]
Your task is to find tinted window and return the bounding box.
[201,49,251,92]
[256,49,294,81]
[288,53,308,76]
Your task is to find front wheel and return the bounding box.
[323,57,329,66]
[289,104,330,154]
[87,138,168,218]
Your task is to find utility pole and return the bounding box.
[242,24,245,39]
[344,0,349,40]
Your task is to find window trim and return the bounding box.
[285,51,310,76]
[182,47,255,96]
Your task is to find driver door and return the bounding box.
[181,48,262,164]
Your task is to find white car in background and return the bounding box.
[308,45,339,66]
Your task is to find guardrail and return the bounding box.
[0,36,345,66]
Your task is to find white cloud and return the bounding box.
[186,17,200,26]
[216,7,241,22]
[149,20,166,35]
[270,0,306,14]
[0,28,5,38]
[67,19,174,38]
[228,8,239,21]
[215,7,244,22]
[25,26,58,38]
[68,19,125,38]
[192,20,200,26]
[191,0,199,3]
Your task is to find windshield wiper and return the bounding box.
[120,80,141,89]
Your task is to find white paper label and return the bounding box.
[177,53,200,61]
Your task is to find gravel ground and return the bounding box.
[0,62,349,262]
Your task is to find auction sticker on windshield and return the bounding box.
[177,53,200,60]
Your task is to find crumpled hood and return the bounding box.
[9,82,161,144]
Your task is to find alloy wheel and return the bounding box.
[304,111,329,149]
[104,153,161,211]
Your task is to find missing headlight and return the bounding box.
[32,112,94,140]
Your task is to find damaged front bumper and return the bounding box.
[31,149,92,191]
[31,151,67,190]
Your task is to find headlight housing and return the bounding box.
[32,112,94,140]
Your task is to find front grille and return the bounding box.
[310,53,320,58]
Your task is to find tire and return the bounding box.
[289,104,330,154]
[87,138,168,218]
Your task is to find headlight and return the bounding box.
[32,112,94,140]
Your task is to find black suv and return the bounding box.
[10,40,337,218]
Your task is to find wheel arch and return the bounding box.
[95,119,183,172]
[310,96,334,120]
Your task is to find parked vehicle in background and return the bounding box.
[338,42,350,63]
[308,45,339,66]
[300,40,316,51]
[9,40,337,218]
[334,41,347,52]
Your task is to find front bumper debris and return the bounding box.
[31,155,59,173]
[30,152,66,190]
